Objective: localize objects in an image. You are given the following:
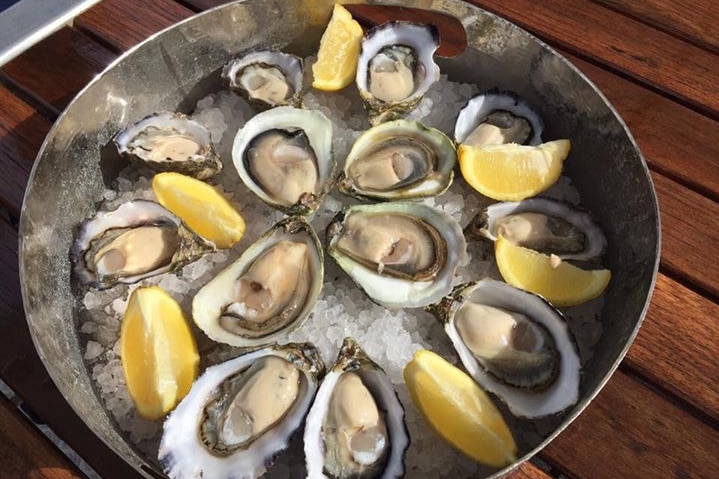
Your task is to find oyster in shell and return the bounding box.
[326,202,466,308]
[222,49,304,109]
[356,22,440,125]
[193,216,323,347]
[71,200,213,289]
[429,278,581,418]
[304,338,409,479]
[232,106,335,215]
[114,112,222,179]
[454,91,544,147]
[159,342,325,479]
[338,120,456,201]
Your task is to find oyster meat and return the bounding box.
[339,120,456,201]
[356,21,440,125]
[305,338,409,479]
[114,112,222,179]
[71,200,213,289]
[430,278,581,418]
[159,342,325,479]
[326,202,466,308]
[232,106,335,215]
[193,216,324,347]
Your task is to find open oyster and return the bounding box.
[232,106,335,215]
[114,112,222,179]
[326,202,466,308]
[71,200,214,289]
[454,91,544,147]
[429,278,580,418]
[356,22,440,125]
[159,342,325,479]
[305,338,409,479]
[338,120,456,201]
[193,216,323,347]
[467,198,606,261]
[222,49,304,109]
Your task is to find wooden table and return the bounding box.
[1,1,717,478]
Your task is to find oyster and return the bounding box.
[467,198,606,260]
[429,278,580,418]
[338,120,456,201]
[356,22,440,125]
[222,50,304,109]
[114,112,222,179]
[454,91,544,147]
[71,200,213,289]
[193,216,323,347]
[305,338,409,479]
[326,202,466,308]
[232,106,335,215]
[159,342,325,479]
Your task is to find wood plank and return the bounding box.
[0,85,51,217]
[653,172,719,297]
[0,219,143,479]
[1,27,115,115]
[542,371,719,479]
[625,274,719,422]
[592,0,719,53]
[180,0,227,10]
[0,394,86,479]
[75,0,195,53]
[565,52,719,199]
[467,0,719,118]
[507,463,555,479]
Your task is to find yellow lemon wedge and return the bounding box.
[152,172,245,249]
[495,235,611,306]
[458,139,570,201]
[120,286,199,420]
[404,349,518,468]
[312,3,364,91]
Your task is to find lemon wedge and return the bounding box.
[495,235,611,306]
[312,4,364,91]
[120,286,199,420]
[152,172,245,249]
[458,139,570,201]
[404,349,518,468]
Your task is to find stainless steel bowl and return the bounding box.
[19,0,660,477]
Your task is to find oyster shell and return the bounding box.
[356,21,440,125]
[429,278,580,418]
[232,106,335,215]
[193,216,323,347]
[467,198,607,261]
[304,338,409,479]
[159,342,325,479]
[71,200,214,289]
[338,120,456,201]
[326,202,467,308]
[454,91,544,147]
[222,49,304,109]
[114,112,222,179]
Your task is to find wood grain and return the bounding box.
[507,463,556,479]
[75,0,195,53]
[467,0,719,118]
[0,394,86,479]
[1,28,115,116]
[592,0,719,53]
[543,371,719,479]
[626,273,719,422]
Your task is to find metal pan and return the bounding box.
[19,0,660,477]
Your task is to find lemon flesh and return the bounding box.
[312,4,364,91]
[495,235,611,306]
[458,139,570,201]
[120,286,199,420]
[404,349,518,468]
[152,172,245,248]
